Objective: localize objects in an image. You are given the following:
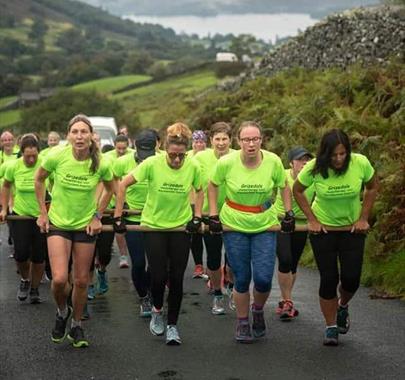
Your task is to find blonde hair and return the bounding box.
[165,122,192,148]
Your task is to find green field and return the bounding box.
[72,75,152,93]
[114,70,217,126]
[0,109,21,128]
[0,96,17,109]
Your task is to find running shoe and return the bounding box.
[40,273,50,284]
[276,300,285,315]
[211,295,226,315]
[17,279,30,301]
[119,255,129,269]
[29,288,41,304]
[252,308,266,338]
[323,326,339,346]
[51,306,72,343]
[150,308,165,336]
[206,280,214,295]
[235,320,254,343]
[81,303,90,320]
[67,326,89,348]
[97,269,109,294]
[166,325,182,345]
[225,285,236,311]
[192,264,204,279]
[279,300,299,321]
[140,295,152,318]
[87,284,96,300]
[337,305,350,334]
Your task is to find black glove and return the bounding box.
[113,216,127,234]
[208,215,223,234]
[281,211,295,233]
[186,216,202,234]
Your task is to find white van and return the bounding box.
[88,116,117,148]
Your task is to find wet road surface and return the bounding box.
[0,225,404,380]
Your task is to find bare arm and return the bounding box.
[208,181,219,216]
[352,174,379,233]
[293,180,327,233]
[280,184,292,212]
[35,167,50,232]
[193,188,204,218]
[0,181,11,222]
[114,174,136,219]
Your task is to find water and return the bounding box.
[125,13,319,43]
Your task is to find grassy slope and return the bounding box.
[0,110,21,128]
[114,70,217,126]
[72,74,152,93]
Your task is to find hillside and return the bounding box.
[81,0,379,18]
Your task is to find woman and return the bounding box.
[114,122,203,345]
[35,114,114,348]
[194,122,233,314]
[273,147,314,320]
[0,135,46,304]
[113,129,158,317]
[189,130,207,279]
[293,128,378,346]
[208,121,294,343]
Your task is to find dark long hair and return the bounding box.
[68,114,100,174]
[312,129,351,178]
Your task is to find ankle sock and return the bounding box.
[57,306,68,318]
[252,303,263,311]
[71,319,81,328]
[238,317,249,324]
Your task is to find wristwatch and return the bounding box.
[94,211,103,220]
[286,210,295,218]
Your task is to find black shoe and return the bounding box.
[51,306,72,343]
[337,305,350,334]
[29,288,41,304]
[67,326,89,348]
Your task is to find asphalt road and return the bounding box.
[0,225,404,380]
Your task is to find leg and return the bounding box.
[204,233,223,292]
[144,232,168,310]
[116,233,130,267]
[310,233,339,326]
[223,232,251,319]
[30,224,47,289]
[47,235,72,310]
[166,232,191,325]
[276,232,294,301]
[71,242,96,322]
[125,228,150,298]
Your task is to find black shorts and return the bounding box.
[11,218,47,263]
[47,230,97,243]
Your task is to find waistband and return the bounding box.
[225,199,271,214]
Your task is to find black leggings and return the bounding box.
[11,218,47,263]
[203,233,223,271]
[309,232,366,300]
[144,232,190,325]
[90,217,114,271]
[276,231,308,274]
[191,234,203,266]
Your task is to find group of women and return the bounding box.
[0,115,378,348]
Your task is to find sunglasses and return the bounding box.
[167,152,187,160]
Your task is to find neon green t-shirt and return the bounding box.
[4,157,42,217]
[0,146,19,188]
[132,153,202,229]
[273,169,315,224]
[113,154,148,222]
[103,148,135,208]
[297,153,375,226]
[193,148,234,214]
[42,145,113,230]
[211,150,286,233]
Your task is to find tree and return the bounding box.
[121,51,154,74]
[56,27,87,54]
[20,89,123,133]
[28,18,49,41]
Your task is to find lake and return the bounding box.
[125,13,319,43]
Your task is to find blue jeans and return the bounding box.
[223,231,276,293]
[125,221,150,298]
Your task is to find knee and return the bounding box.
[52,276,68,290]
[319,275,339,299]
[74,276,89,289]
[340,275,361,294]
[253,274,272,293]
[233,271,250,293]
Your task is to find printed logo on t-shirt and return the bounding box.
[159,182,186,194]
[326,184,355,197]
[237,184,267,194]
[61,173,93,189]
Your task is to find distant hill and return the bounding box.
[81,0,379,17]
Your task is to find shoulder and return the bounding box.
[262,150,282,163]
